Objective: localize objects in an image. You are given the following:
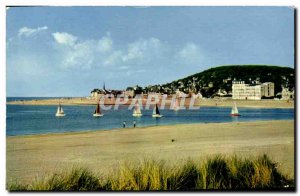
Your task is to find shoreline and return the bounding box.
[7,120,294,183]
[6,119,294,138]
[7,97,294,109]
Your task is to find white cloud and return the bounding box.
[52,32,78,46]
[103,51,123,66]
[50,31,203,72]
[122,38,162,62]
[122,43,143,62]
[97,34,113,52]
[63,41,95,69]
[8,28,208,96]
[52,33,166,70]
[18,26,48,37]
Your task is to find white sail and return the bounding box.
[231,102,239,115]
[153,106,156,115]
[173,99,180,110]
[152,104,162,117]
[136,105,141,114]
[234,104,238,114]
[60,106,64,114]
[133,104,142,117]
[56,104,65,117]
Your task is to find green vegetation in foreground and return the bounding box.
[8,154,294,191]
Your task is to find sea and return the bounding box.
[6,97,294,136]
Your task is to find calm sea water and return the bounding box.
[6,97,294,136]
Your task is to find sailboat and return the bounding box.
[132,104,143,117]
[231,102,240,116]
[93,102,103,117]
[152,104,163,118]
[55,104,65,117]
[173,98,180,111]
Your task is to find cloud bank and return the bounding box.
[8,26,205,96]
[51,31,203,72]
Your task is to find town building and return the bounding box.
[261,82,275,98]
[124,89,134,98]
[232,81,275,100]
[90,89,105,98]
[281,87,294,100]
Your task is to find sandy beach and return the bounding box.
[7,97,294,108]
[6,120,294,184]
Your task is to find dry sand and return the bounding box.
[7,97,294,108]
[6,120,294,184]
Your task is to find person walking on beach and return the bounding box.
[123,121,126,128]
[133,120,136,128]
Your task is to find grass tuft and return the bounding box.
[7,154,294,191]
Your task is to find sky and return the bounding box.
[6,6,294,97]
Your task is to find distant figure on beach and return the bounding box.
[123,121,126,128]
[133,120,136,128]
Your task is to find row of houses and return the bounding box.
[91,88,203,99]
[91,81,294,101]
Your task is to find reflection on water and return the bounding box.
[6,105,294,136]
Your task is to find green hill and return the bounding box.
[144,65,294,98]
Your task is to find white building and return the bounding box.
[261,82,275,98]
[91,91,99,97]
[90,91,105,98]
[232,81,274,100]
[124,90,134,97]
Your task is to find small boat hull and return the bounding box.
[133,113,143,117]
[231,114,240,117]
[93,113,104,117]
[56,113,65,117]
[152,114,163,118]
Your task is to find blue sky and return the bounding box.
[6,6,294,97]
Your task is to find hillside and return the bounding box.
[144,65,294,97]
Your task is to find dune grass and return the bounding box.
[7,154,294,191]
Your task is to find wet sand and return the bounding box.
[7,97,294,108]
[6,120,294,184]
